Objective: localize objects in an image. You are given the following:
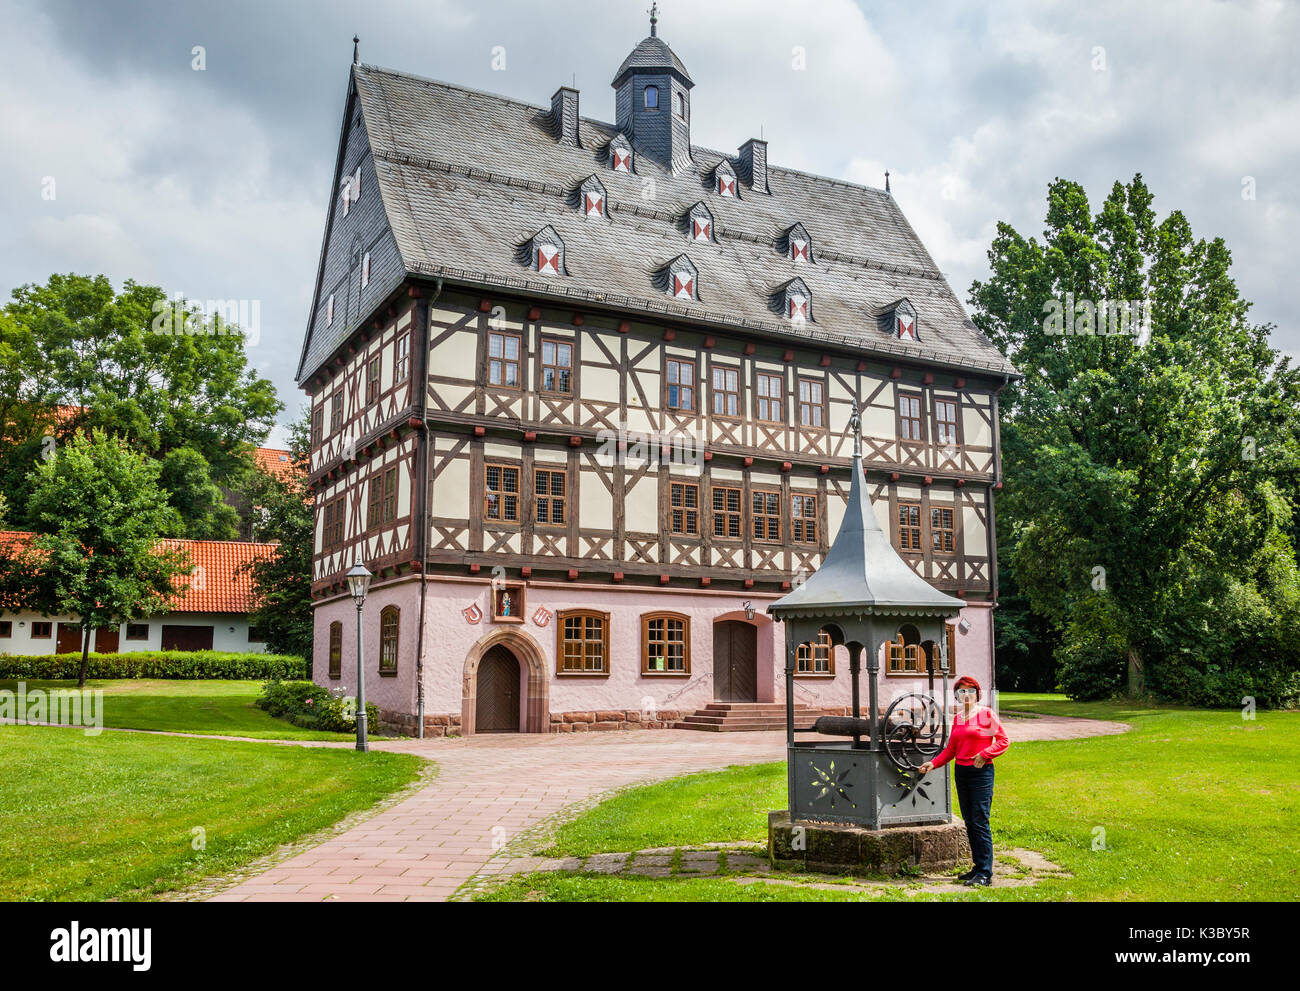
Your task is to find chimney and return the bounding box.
[551,86,580,147]
[739,138,769,194]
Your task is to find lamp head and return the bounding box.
[346,561,372,602]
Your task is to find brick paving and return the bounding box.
[203,712,1124,902]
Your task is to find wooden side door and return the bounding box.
[94,627,119,653]
[56,623,83,655]
[713,621,758,703]
[476,646,520,732]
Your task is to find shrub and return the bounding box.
[0,651,308,680]
[255,680,379,733]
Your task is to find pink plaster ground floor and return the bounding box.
[312,574,995,736]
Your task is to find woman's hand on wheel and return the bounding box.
[917,761,934,774]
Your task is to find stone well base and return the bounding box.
[768,810,971,875]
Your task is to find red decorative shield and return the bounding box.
[462,603,483,625]
[532,606,553,628]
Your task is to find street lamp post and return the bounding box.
[346,561,373,752]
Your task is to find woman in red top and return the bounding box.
[918,675,1009,886]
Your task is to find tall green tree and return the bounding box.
[1,273,282,537]
[971,175,1300,706]
[22,430,193,688]
[241,413,313,659]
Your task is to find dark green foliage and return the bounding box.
[972,175,1300,707]
[255,680,378,733]
[241,411,312,659]
[0,273,281,537]
[21,429,195,687]
[0,651,308,680]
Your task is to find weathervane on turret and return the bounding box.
[353,35,360,64]
[649,2,659,37]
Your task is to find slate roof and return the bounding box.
[612,35,693,86]
[298,59,1018,383]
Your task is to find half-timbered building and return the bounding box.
[296,20,1019,735]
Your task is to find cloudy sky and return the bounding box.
[2,0,1295,444]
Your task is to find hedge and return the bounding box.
[0,651,309,681]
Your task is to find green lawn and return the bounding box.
[0,724,425,901]
[0,679,363,741]
[486,695,1299,901]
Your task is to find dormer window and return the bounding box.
[341,179,352,217]
[675,92,687,119]
[787,223,813,263]
[579,176,607,220]
[524,225,566,277]
[688,203,713,243]
[664,255,698,302]
[326,293,335,326]
[714,161,737,198]
[895,300,918,341]
[644,85,659,110]
[782,278,813,323]
[610,136,633,173]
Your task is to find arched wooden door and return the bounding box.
[713,621,758,702]
[476,645,521,732]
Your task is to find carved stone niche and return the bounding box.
[492,583,527,624]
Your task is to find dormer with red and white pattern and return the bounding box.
[713,159,738,199]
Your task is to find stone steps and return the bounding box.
[674,702,821,732]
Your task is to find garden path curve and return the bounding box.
[202,712,1128,902]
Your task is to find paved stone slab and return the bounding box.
[205,715,1108,902]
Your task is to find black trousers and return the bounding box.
[954,762,995,877]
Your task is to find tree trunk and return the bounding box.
[78,624,92,690]
[1126,646,1143,697]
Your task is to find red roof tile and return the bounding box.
[0,532,276,614]
[254,447,306,487]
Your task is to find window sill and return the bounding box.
[378,670,398,678]
[640,670,691,678]
[556,671,611,678]
[794,672,836,679]
[492,615,525,625]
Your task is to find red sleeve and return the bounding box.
[928,720,958,770]
[978,708,1010,761]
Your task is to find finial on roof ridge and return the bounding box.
[352,35,360,65]
[849,401,862,459]
[885,169,891,194]
[649,2,659,37]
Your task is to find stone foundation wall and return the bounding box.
[377,707,690,736]
[549,709,685,732]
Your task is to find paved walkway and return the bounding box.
[204,712,1127,902]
